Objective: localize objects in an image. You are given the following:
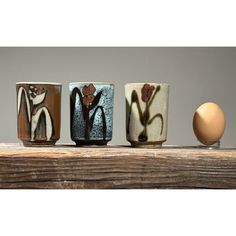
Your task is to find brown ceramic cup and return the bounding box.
[16,82,62,147]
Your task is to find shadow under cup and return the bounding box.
[16,82,62,147]
[70,82,114,146]
[125,83,169,148]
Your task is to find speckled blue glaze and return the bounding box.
[70,82,114,146]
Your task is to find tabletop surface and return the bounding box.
[0,143,236,189]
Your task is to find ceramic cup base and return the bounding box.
[130,141,165,148]
[75,140,109,147]
[22,140,57,147]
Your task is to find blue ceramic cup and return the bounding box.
[70,82,114,146]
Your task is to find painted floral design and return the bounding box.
[29,86,38,98]
[141,84,155,102]
[71,84,107,140]
[82,84,96,106]
[127,83,163,142]
[17,85,53,141]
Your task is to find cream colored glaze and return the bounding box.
[126,83,169,147]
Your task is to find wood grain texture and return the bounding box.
[1,143,236,189]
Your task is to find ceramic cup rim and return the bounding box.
[16,82,62,86]
[125,82,169,87]
[69,82,114,86]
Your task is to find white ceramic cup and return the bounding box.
[125,83,169,148]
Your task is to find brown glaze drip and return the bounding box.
[127,84,163,142]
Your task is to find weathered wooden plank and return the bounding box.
[0,143,236,189]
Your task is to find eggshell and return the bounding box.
[193,102,226,145]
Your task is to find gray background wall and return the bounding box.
[0,47,235,146]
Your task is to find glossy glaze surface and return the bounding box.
[70,82,114,146]
[126,83,169,147]
[16,83,61,146]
